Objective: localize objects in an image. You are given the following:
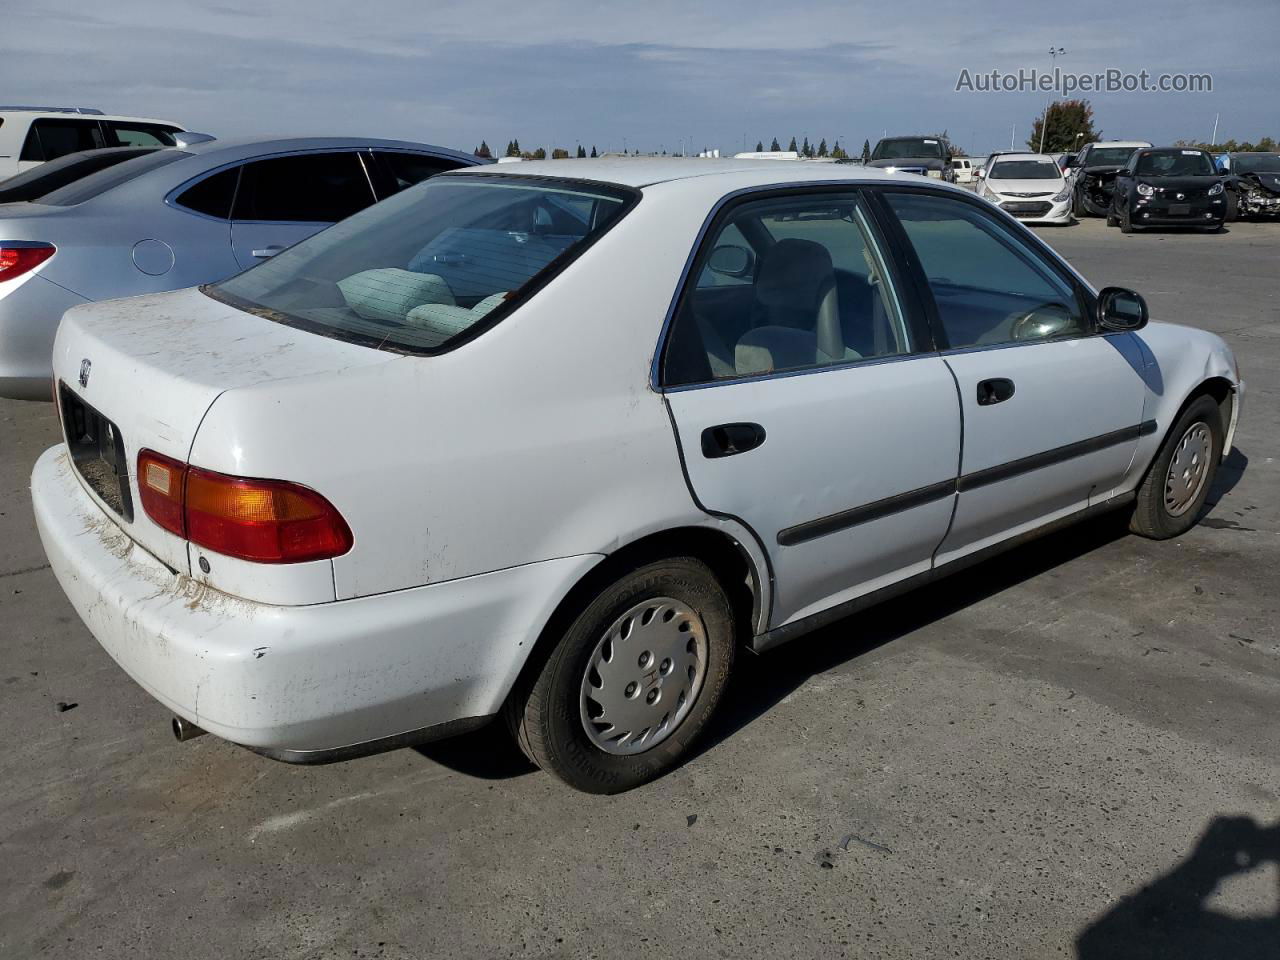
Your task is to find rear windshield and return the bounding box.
[1135,150,1216,177]
[990,159,1063,180]
[36,150,189,205]
[207,174,637,354]
[0,147,157,203]
[1084,147,1140,167]
[873,138,945,160]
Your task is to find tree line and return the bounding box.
[1026,100,1278,156]
[470,137,870,160]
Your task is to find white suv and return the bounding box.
[0,106,184,179]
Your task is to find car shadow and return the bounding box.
[1075,815,1280,959]
[413,447,1249,784]
[690,508,1131,761]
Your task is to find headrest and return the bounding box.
[337,269,454,324]
[755,238,835,310]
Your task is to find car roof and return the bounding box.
[988,153,1058,163]
[1083,141,1151,149]
[179,136,479,166]
[447,156,934,189]
[0,109,182,126]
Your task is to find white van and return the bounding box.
[951,156,977,183]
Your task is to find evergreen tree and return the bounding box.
[770,137,781,151]
[801,136,811,157]
[831,139,845,159]
[817,138,827,157]
[474,141,492,158]
[861,139,872,162]
[552,147,570,159]
[1026,99,1098,152]
[590,145,598,158]
[576,144,586,158]
[788,136,798,152]
[755,140,764,152]
[506,139,521,158]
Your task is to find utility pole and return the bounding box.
[1039,46,1066,154]
[1211,113,1220,146]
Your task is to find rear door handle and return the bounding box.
[976,378,1015,406]
[252,245,285,258]
[701,422,766,459]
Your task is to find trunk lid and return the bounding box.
[52,285,396,574]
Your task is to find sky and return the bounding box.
[5,0,1278,158]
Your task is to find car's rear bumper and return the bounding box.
[32,444,600,755]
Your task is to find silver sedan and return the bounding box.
[0,136,481,399]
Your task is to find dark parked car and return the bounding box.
[1107,147,1228,233]
[1223,152,1280,220]
[0,146,160,204]
[865,136,954,182]
[1066,141,1150,217]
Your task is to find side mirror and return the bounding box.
[706,243,754,279]
[1097,286,1148,332]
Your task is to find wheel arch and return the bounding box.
[502,524,767,713]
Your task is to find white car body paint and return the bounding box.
[31,158,1242,759]
[980,153,1074,225]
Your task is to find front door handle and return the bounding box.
[976,378,1015,406]
[252,245,285,259]
[701,422,766,459]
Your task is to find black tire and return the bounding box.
[1106,206,1119,227]
[1072,188,1087,218]
[1120,206,1135,233]
[1224,191,1238,222]
[505,557,736,793]
[1129,395,1224,540]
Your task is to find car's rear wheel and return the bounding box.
[1129,395,1224,539]
[506,557,735,793]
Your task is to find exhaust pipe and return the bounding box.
[172,716,207,742]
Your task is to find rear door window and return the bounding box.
[19,119,106,162]
[106,122,179,147]
[231,152,376,223]
[372,151,465,196]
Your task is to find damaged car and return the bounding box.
[1067,140,1151,217]
[1223,152,1280,220]
[33,159,1241,794]
[1107,147,1228,233]
[866,136,955,181]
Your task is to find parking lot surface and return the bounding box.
[1,218,1277,959]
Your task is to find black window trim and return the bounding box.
[202,171,642,358]
[866,183,1100,355]
[654,182,939,394]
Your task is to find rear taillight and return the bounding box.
[136,450,353,564]
[0,243,55,281]
[137,450,186,537]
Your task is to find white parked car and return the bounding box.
[950,157,977,183]
[979,152,1075,224]
[33,159,1242,793]
[0,106,184,179]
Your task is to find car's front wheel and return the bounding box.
[1130,394,1224,539]
[506,557,736,793]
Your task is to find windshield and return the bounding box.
[209,175,636,354]
[37,150,189,205]
[990,159,1063,181]
[1085,147,1140,167]
[1232,153,1280,174]
[872,138,944,160]
[1135,150,1216,177]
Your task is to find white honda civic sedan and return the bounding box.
[32,159,1242,793]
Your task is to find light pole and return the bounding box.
[1039,46,1066,155]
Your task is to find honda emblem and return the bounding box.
[79,358,91,388]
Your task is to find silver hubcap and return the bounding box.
[1165,421,1213,517]
[579,597,708,755]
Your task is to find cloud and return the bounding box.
[3,0,1276,155]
